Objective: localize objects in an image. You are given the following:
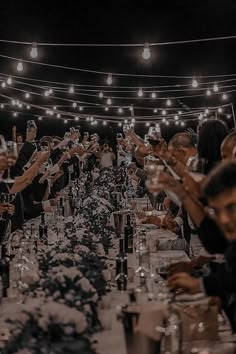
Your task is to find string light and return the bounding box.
[142,43,151,60]
[199,113,203,120]
[30,43,38,58]
[151,92,156,99]
[124,119,128,124]
[138,88,143,97]
[131,118,135,123]
[57,113,61,118]
[178,111,182,115]
[0,104,4,109]
[12,100,16,106]
[79,106,83,111]
[107,98,112,105]
[94,120,98,125]
[146,122,150,127]
[165,121,170,126]
[103,121,107,125]
[48,88,53,94]
[18,103,23,108]
[206,89,212,96]
[162,118,166,123]
[38,116,42,121]
[44,90,49,97]
[153,109,158,113]
[99,91,104,98]
[118,107,123,113]
[25,92,30,98]
[218,107,223,113]
[130,122,135,127]
[106,73,113,85]
[213,82,219,92]
[181,121,185,126]
[105,107,109,111]
[26,105,30,110]
[129,106,134,112]
[68,85,74,94]
[174,115,179,120]
[64,119,68,124]
[72,102,77,108]
[86,116,90,121]
[227,114,232,119]
[17,60,24,72]
[175,121,179,126]
[75,116,79,121]
[118,122,122,127]
[192,77,198,88]
[1,82,6,88]
[166,98,172,106]
[7,77,12,85]
[222,93,228,100]
[205,108,209,114]
[53,106,57,110]
[162,109,167,115]
[13,112,18,117]
[90,116,94,122]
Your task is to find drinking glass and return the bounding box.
[3,141,18,184]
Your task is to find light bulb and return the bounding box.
[75,116,79,121]
[142,43,151,60]
[165,121,170,126]
[72,102,77,108]
[118,107,123,113]
[86,117,90,121]
[38,116,42,121]
[7,77,12,85]
[17,61,23,72]
[146,122,150,127]
[175,121,179,126]
[99,91,104,98]
[174,115,179,120]
[19,103,23,108]
[1,82,6,88]
[192,77,198,88]
[30,43,38,58]
[103,121,107,125]
[166,98,172,106]
[162,109,166,115]
[206,89,212,96]
[105,107,109,111]
[57,113,61,118]
[162,118,166,123]
[79,106,83,111]
[130,122,135,127]
[0,104,4,109]
[151,92,156,99]
[124,119,128,124]
[218,107,223,113]
[131,118,135,123]
[69,86,74,94]
[107,98,112,105]
[90,116,94,122]
[12,100,16,106]
[44,90,49,97]
[26,105,30,110]
[53,106,57,110]
[199,113,203,120]
[13,112,18,117]
[48,88,53,94]
[129,106,134,111]
[222,93,228,100]
[227,114,232,119]
[94,120,98,125]
[107,73,112,85]
[118,122,122,127]
[64,119,68,124]
[138,88,143,97]
[213,82,219,92]
[181,121,185,127]
[205,108,209,114]
[178,111,182,115]
[153,109,158,113]
[25,92,30,99]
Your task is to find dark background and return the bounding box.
[0,0,235,143]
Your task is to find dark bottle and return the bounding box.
[116,239,128,276]
[0,244,10,297]
[68,186,75,212]
[59,197,65,217]
[31,224,38,254]
[39,212,48,245]
[124,214,133,254]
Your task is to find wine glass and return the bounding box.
[0,135,7,177]
[147,126,162,144]
[3,141,18,184]
[0,193,8,221]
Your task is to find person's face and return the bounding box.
[220,141,234,162]
[16,135,23,144]
[103,144,109,152]
[168,144,191,165]
[208,188,236,241]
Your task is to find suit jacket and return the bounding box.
[197,217,227,254]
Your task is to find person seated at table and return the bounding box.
[167,161,236,332]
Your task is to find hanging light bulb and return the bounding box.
[199,113,203,120]
[48,88,53,94]
[118,107,123,114]
[53,106,57,110]
[18,103,23,108]
[129,106,134,112]
[192,77,198,88]
[124,119,128,124]
[0,104,4,109]
[44,90,49,97]
[131,118,135,123]
[25,92,30,99]
[142,43,151,60]
[99,91,104,98]
[13,112,18,117]
[206,89,212,96]
[118,122,122,127]
[30,43,38,58]
[162,118,166,123]
[1,82,6,88]
[175,121,179,126]
[166,98,172,106]
[57,113,61,118]
[75,116,79,121]
[12,100,16,106]
[103,121,107,125]
[107,98,112,105]
[162,109,167,115]
[227,114,232,119]
[68,85,74,94]
[90,116,94,122]
[94,120,98,125]
[222,93,228,100]
[107,73,113,85]
[165,121,170,126]
[64,119,68,124]
[151,92,156,99]
[174,115,179,120]
[79,106,83,111]
[72,102,77,108]
[7,77,12,85]
[17,60,24,72]
[146,122,150,127]
[138,88,143,97]
[213,82,219,92]
[26,105,30,110]
[218,107,223,113]
[153,109,158,113]
[181,121,185,127]
[105,107,109,111]
[205,108,209,114]
[178,111,182,115]
[38,116,42,121]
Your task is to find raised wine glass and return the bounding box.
[3,141,18,184]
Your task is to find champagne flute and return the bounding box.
[3,141,18,184]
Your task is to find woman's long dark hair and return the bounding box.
[197,118,229,173]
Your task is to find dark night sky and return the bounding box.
[0,0,235,142]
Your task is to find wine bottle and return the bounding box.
[68,186,75,212]
[0,244,10,297]
[116,239,128,276]
[124,214,133,254]
[39,212,48,245]
[59,197,65,217]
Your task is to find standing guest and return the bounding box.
[98,144,116,169]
